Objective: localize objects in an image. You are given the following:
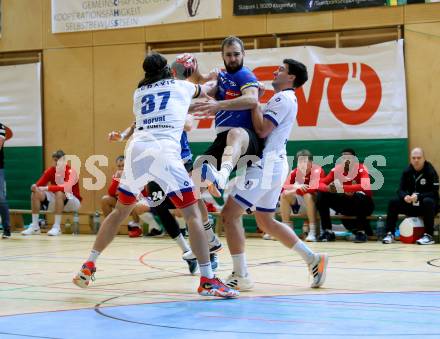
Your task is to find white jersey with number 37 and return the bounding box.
[132,79,200,147]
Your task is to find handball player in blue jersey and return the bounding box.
[193,36,264,198]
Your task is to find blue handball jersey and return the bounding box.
[215,66,259,131]
[180,131,192,162]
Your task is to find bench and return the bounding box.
[209,211,422,237]
[9,209,95,233]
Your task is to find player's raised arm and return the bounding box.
[108,122,135,142]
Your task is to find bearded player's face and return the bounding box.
[222,42,244,73]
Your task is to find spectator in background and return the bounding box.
[22,150,82,236]
[277,149,325,242]
[101,155,155,238]
[382,148,439,245]
[0,123,11,239]
[317,148,374,243]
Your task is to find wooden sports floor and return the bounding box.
[0,234,439,338]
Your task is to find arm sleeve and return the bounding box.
[108,177,120,197]
[47,167,78,193]
[236,68,259,92]
[181,80,200,98]
[318,169,334,192]
[263,94,295,127]
[342,165,371,193]
[419,167,440,201]
[306,167,326,194]
[397,171,410,199]
[36,168,53,187]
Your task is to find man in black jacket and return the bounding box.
[383,148,439,245]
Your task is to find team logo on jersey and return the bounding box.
[421,178,426,185]
[225,90,241,99]
[244,180,253,189]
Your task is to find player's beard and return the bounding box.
[224,59,244,73]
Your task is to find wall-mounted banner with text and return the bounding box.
[52,0,221,33]
[234,0,386,15]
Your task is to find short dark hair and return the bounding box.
[138,53,172,88]
[283,59,308,88]
[296,149,313,161]
[116,155,125,162]
[341,148,356,156]
[52,149,65,160]
[221,36,244,53]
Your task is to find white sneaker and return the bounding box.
[47,227,62,236]
[128,221,140,228]
[182,250,196,260]
[308,253,328,288]
[416,233,435,245]
[21,226,41,235]
[305,232,317,242]
[382,232,394,244]
[262,233,272,240]
[225,272,254,291]
[201,163,226,198]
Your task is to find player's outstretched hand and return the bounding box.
[108,131,122,142]
[192,94,219,115]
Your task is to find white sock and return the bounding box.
[32,214,40,229]
[232,253,248,277]
[87,249,100,264]
[220,160,233,179]
[174,234,190,253]
[199,262,214,279]
[53,215,62,227]
[292,240,315,264]
[309,224,316,235]
[204,220,218,245]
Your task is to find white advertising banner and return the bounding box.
[51,0,222,33]
[166,40,407,142]
[0,63,42,147]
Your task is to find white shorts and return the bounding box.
[295,195,308,215]
[44,191,81,213]
[118,139,195,208]
[231,158,289,212]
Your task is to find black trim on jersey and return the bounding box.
[282,88,295,92]
[193,84,201,98]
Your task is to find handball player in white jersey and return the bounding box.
[73,53,238,298]
[221,59,328,290]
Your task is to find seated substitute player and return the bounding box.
[22,150,82,236]
[73,53,238,298]
[221,59,328,291]
[316,148,374,243]
[278,149,325,242]
[382,147,439,245]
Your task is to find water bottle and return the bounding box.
[434,224,440,244]
[376,216,386,241]
[65,218,72,233]
[93,211,100,234]
[72,211,80,235]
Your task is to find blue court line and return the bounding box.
[0,292,439,338]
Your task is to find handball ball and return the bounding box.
[171,53,198,80]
